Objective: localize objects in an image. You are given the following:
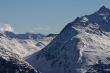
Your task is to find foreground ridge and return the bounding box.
[26,6,110,73]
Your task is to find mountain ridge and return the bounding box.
[26,6,110,73]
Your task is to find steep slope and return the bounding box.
[0,46,39,73]
[26,6,110,73]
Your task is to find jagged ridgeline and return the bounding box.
[26,6,110,73]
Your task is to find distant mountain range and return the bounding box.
[3,31,45,40]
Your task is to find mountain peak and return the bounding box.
[97,5,110,15]
[100,5,107,9]
[26,5,110,73]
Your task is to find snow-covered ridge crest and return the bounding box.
[0,24,14,32]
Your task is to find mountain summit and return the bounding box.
[97,5,110,14]
[26,6,110,73]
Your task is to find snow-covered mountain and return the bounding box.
[4,31,45,40]
[0,25,55,58]
[0,25,55,73]
[0,46,39,73]
[0,24,45,40]
[26,6,110,73]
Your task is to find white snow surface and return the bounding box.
[74,26,110,65]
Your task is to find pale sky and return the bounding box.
[0,0,110,34]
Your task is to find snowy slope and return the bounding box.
[0,35,53,58]
[0,27,54,58]
[0,46,39,73]
[0,24,55,73]
[26,6,110,73]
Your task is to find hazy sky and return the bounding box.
[0,0,110,34]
